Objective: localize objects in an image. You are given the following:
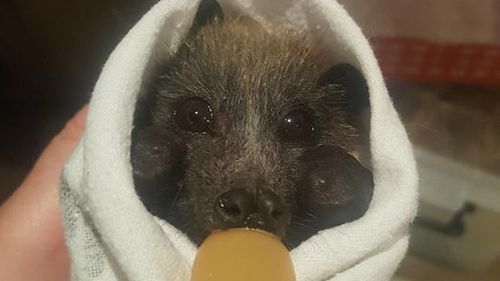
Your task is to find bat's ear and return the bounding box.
[318,63,370,128]
[188,0,224,38]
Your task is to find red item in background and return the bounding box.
[336,0,500,85]
[372,37,500,85]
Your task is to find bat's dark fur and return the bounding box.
[131,0,373,247]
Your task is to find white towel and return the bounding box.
[60,0,418,280]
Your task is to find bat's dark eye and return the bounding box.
[173,97,214,133]
[278,110,314,142]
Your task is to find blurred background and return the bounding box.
[1,0,499,280]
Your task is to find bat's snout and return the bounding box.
[213,188,290,237]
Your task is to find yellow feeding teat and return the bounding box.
[190,228,296,281]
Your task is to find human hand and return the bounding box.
[0,106,87,281]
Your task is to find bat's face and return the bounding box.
[131,1,373,247]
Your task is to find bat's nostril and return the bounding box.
[214,188,253,223]
[218,198,242,217]
[259,188,286,222]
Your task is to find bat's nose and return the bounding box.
[214,188,289,235]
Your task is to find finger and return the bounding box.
[0,105,88,281]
